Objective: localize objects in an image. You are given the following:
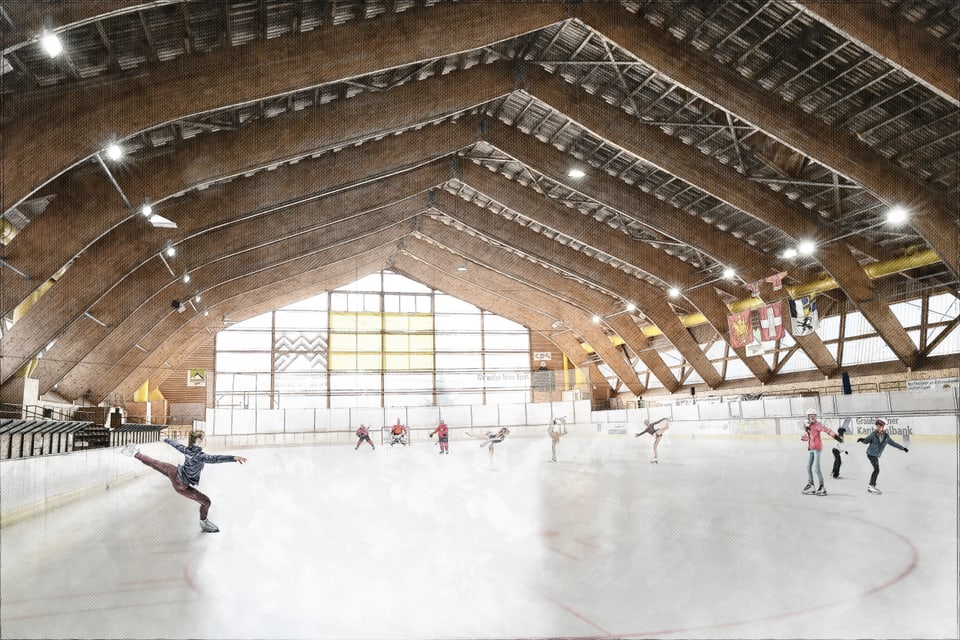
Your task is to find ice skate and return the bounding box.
[815,485,827,496]
[867,485,882,495]
[121,443,139,457]
[650,458,659,464]
[802,483,815,494]
[199,518,220,533]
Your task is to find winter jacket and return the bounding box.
[164,438,238,486]
[859,430,907,457]
[801,420,837,451]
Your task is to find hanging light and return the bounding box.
[105,143,122,161]
[722,267,736,280]
[40,31,63,58]
[886,206,908,225]
[797,239,816,256]
[667,287,680,299]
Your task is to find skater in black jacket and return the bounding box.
[123,430,246,532]
[831,425,849,479]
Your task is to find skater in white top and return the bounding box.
[635,417,670,463]
[547,418,567,462]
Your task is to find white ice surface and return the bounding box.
[2,434,957,639]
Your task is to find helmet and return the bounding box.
[805,408,817,416]
[875,418,887,426]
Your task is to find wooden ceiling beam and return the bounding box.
[796,1,959,105]
[3,1,564,211]
[578,3,959,280]
[1,63,514,319]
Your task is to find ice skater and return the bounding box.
[635,417,670,463]
[800,408,841,496]
[429,420,450,454]
[547,417,567,462]
[389,418,409,446]
[831,424,850,478]
[355,424,375,450]
[122,431,247,533]
[857,418,908,494]
[466,427,510,468]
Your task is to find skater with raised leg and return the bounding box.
[466,427,509,468]
[122,430,246,532]
[636,417,670,463]
[799,408,841,496]
[857,418,908,494]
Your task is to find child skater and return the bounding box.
[122,431,246,533]
[831,424,850,478]
[429,420,450,454]
[800,408,842,496]
[355,424,375,450]
[857,418,908,494]
[635,417,671,463]
[547,417,567,462]
[466,427,510,468]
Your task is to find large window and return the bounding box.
[214,271,531,409]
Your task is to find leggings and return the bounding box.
[807,449,823,486]
[136,452,211,520]
[867,454,881,486]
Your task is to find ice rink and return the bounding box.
[2,430,957,640]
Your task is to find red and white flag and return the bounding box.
[745,280,762,297]
[765,271,787,291]
[727,309,754,348]
[758,301,784,341]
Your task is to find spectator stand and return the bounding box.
[109,423,166,448]
[0,419,93,460]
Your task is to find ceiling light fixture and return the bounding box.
[592,315,601,324]
[182,272,191,284]
[456,265,468,272]
[886,206,908,225]
[722,267,736,280]
[797,239,816,256]
[626,302,636,312]
[141,201,153,217]
[165,242,176,257]
[567,167,586,179]
[40,31,63,58]
[782,248,798,259]
[667,287,680,299]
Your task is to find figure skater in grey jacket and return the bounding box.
[857,418,908,494]
[123,430,246,532]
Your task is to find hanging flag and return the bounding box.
[758,301,785,341]
[789,296,819,336]
[727,309,754,348]
[745,280,762,297]
[746,329,766,356]
[765,271,787,291]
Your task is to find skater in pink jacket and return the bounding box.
[800,409,841,496]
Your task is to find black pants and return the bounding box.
[867,454,881,485]
[831,448,842,478]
